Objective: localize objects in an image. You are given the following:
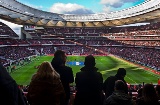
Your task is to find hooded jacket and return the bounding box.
[0,63,27,105]
[103,71,128,98]
[104,90,134,105]
[74,66,104,105]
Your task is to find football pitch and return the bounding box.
[11,55,160,85]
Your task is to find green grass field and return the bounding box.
[11,55,160,85]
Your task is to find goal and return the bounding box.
[72,52,80,56]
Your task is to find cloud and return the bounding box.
[100,0,139,8]
[102,6,111,13]
[49,3,94,14]
[0,19,22,35]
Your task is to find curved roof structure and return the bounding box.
[0,0,160,27]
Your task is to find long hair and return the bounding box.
[33,61,59,81]
[142,83,158,102]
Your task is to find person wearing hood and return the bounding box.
[0,60,27,105]
[104,80,134,105]
[74,55,104,105]
[103,68,128,98]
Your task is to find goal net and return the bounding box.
[72,52,80,56]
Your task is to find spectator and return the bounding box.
[158,78,160,85]
[104,80,134,105]
[155,85,160,100]
[136,84,160,105]
[0,61,27,105]
[136,88,143,99]
[51,50,74,105]
[103,68,128,98]
[74,55,104,105]
[27,61,65,105]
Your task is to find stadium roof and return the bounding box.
[0,0,160,27]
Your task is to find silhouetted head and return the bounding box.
[84,55,95,67]
[114,80,125,91]
[116,68,126,77]
[54,50,65,58]
[51,50,67,67]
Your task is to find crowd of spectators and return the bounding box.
[95,46,160,71]
[2,11,160,105]
[0,40,160,71]
[0,21,160,76]
[0,22,18,37]
[15,61,160,105]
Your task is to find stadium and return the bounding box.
[1,0,160,104]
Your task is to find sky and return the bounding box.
[0,0,146,35]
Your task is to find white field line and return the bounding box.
[109,55,160,79]
[125,75,138,84]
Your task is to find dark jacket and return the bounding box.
[27,77,65,105]
[104,90,133,105]
[74,66,104,105]
[0,63,27,105]
[51,63,74,105]
[103,75,128,98]
[136,97,160,105]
